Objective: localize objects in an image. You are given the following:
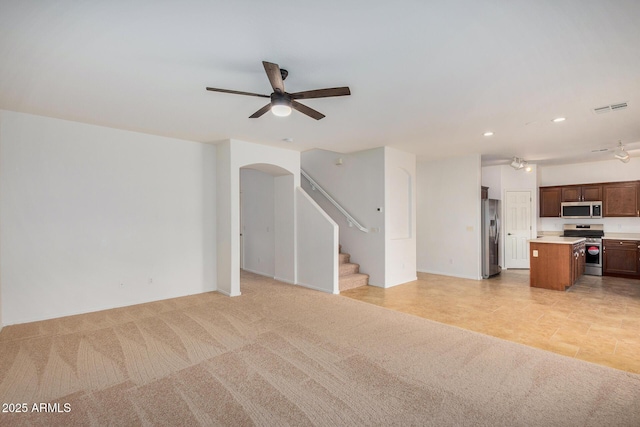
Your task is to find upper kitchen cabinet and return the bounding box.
[561,184,602,202]
[481,186,488,200]
[540,186,562,217]
[602,181,639,217]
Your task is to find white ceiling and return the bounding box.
[1,1,639,166]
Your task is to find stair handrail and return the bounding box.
[301,169,369,233]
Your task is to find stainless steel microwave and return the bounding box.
[561,201,603,219]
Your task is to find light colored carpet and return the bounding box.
[1,271,639,426]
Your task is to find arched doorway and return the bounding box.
[215,139,300,297]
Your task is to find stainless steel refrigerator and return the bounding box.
[481,199,501,278]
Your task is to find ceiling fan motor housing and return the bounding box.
[271,92,292,107]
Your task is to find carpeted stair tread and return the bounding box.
[338,248,368,291]
[339,273,369,291]
[339,262,360,276]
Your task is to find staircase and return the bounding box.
[339,245,369,292]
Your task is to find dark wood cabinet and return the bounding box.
[574,242,585,283]
[530,241,585,291]
[540,181,639,218]
[561,184,602,202]
[603,239,640,277]
[481,186,488,200]
[569,242,584,285]
[602,181,639,217]
[540,187,562,217]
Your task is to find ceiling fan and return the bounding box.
[206,61,351,120]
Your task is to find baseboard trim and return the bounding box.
[274,276,295,285]
[296,281,338,295]
[241,267,274,278]
[417,269,481,281]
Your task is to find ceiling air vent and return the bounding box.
[593,102,628,114]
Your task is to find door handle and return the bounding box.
[507,233,512,235]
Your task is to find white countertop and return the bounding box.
[603,234,640,241]
[529,236,586,245]
[538,231,640,241]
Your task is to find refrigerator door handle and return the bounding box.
[494,216,500,244]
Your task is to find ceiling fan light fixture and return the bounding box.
[614,141,630,163]
[270,93,293,117]
[510,157,524,170]
[271,104,292,117]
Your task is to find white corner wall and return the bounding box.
[296,188,339,294]
[216,139,300,296]
[0,111,216,325]
[0,115,2,329]
[417,154,482,280]
[384,147,417,286]
[539,159,640,234]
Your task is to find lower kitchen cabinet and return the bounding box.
[530,242,584,291]
[574,242,585,283]
[603,239,640,277]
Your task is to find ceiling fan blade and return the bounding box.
[291,100,325,120]
[290,87,351,100]
[249,103,272,119]
[262,61,285,94]
[206,87,270,98]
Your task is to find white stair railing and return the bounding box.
[301,169,369,233]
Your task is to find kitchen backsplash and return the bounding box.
[538,217,640,234]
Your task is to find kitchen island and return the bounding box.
[529,236,586,291]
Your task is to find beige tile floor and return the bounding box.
[341,270,640,374]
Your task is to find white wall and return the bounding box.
[274,174,296,284]
[301,148,386,286]
[240,169,275,277]
[539,159,640,234]
[417,154,482,280]
[0,111,216,325]
[384,147,417,286]
[481,166,502,200]
[0,116,2,329]
[216,139,300,296]
[296,188,339,294]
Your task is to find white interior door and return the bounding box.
[504,190,532,269]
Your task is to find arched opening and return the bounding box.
[215,140,301,297]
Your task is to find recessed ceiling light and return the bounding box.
[483,132,494,137]
[552,117,566,123]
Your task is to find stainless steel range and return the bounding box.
[562,224,604,276]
